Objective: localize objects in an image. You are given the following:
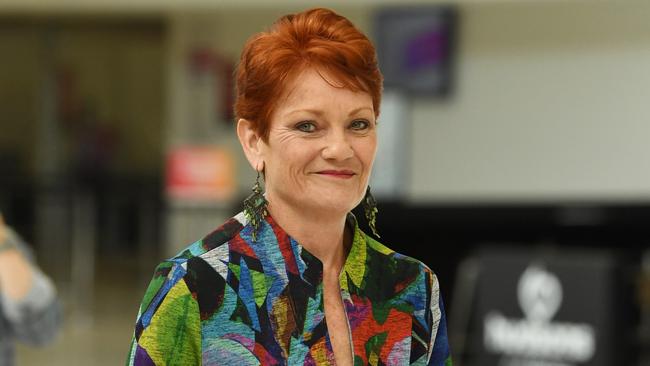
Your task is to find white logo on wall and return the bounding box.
[484,265,596,365]
[518,266,562,323]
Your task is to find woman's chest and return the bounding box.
[323,277,353,366]
[199,282,423,366]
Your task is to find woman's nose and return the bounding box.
[321,130,354,161]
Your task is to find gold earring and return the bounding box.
[243,170,268,241]
[363,186,379,238]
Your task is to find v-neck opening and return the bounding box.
[258,212,366,288]
[252,212,362,365]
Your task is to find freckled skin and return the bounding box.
[258,69,378,366]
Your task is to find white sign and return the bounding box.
[483,265,596,365]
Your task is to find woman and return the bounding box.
[127,8,451,366]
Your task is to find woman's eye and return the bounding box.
[350,119,370,130]
[296,121,316,132]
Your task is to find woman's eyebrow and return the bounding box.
[286,108,325,117]
[348,107,373,116]
[286,107,373,117]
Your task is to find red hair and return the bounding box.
[234,8,383,141]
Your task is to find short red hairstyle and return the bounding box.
[234,8,383,141]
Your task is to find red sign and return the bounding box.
[166,146,235,202]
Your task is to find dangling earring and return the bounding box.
[363,186,380,238]
[243,169,268,242]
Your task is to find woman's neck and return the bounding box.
[266,199,350,273]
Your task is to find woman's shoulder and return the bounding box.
[135,214,248,320]
[146,213,248,291]
[363,232,437,278]
[358,232,441,300]
[169,213,247,264]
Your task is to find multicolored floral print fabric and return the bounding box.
[126,212,451,365]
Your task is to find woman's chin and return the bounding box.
[304,195,361,216]
[272,188,363,216]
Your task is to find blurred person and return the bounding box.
[127,8,451,366]
[0,214,62,365]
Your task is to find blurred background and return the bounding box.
[1,0,649,365]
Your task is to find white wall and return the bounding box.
[409,1,650,203]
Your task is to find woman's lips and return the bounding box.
[316,170,356,179]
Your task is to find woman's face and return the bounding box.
[260,68,377,216]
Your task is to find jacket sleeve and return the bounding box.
[126,261,202,366]
[0,228,62,346]
[427,272,452,366]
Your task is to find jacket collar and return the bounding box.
[237,211,369,291]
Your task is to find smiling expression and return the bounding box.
[258,68,378,216]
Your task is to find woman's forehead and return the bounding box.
[277,68,373,111]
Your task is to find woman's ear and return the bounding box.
[237,118,264,171]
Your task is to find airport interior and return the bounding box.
[1,0,650,365]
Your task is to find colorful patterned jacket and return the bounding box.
[127,212,451,365]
